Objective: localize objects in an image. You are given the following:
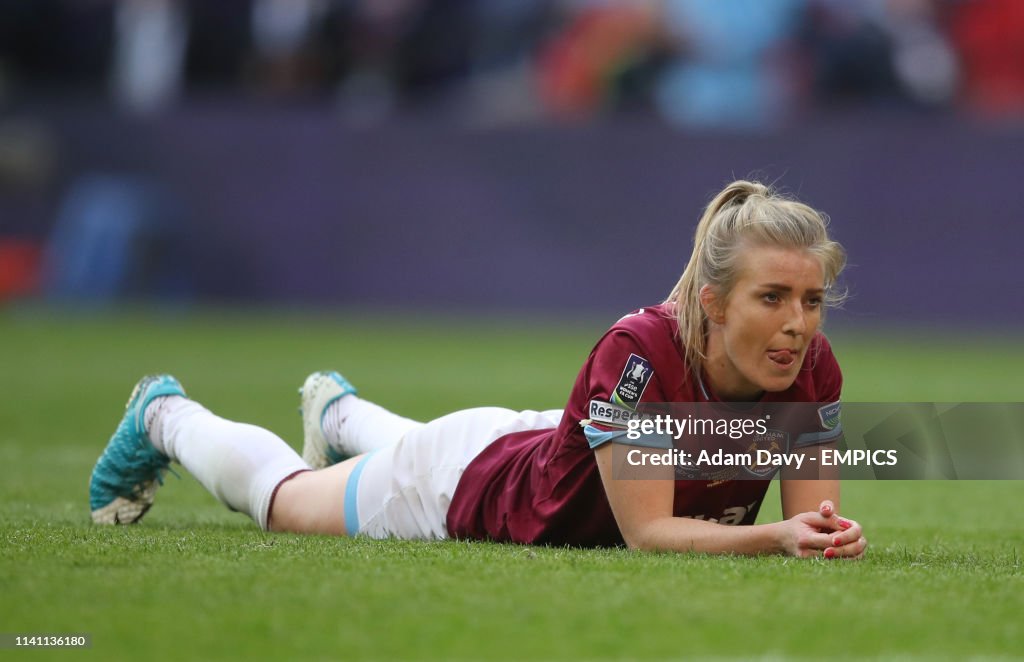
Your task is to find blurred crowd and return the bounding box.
[0,0,1022,128]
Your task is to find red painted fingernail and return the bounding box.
[838,519,852,529]
[833,537,842,547]
[824,548,836,559]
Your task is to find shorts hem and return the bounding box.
[344,452,376,536]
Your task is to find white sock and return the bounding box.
[146,395,308,530]
[322,395,423,456]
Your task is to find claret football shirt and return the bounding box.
[445,303,842,546]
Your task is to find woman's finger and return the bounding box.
[827,520,862,547]
[797,509,841,533]
[825,536,868,560]
[799,529,835,553]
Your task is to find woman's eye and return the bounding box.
[762,293,780,304]
[806,297,823,308]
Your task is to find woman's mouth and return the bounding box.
[766,349,797,368]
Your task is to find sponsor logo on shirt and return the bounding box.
[587,400,642,428]
[612,353,653,409]
[818,401,842,430]
[681,501,760,525]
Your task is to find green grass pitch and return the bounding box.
[2,308,1022,660]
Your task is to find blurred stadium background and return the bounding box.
[1,0,1023,327]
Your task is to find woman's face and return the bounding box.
[703,245,825,400]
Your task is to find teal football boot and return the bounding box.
[89,375,185,524]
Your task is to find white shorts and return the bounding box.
[345,407,563,540]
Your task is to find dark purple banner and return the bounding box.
[4,105,1022,324]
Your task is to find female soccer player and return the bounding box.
[89,180,867,559]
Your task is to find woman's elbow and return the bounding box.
[620,521,664,552]
[623,536,646,552]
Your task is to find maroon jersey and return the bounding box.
[445,303,843,546]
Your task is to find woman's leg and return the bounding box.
[91,374,561,539]
[271,405,565,538]
[90,374,308,530]
[299,371,424,468]
[267,457,364,535]
[148,395,309,530]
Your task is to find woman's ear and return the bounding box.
[699,284,725,325]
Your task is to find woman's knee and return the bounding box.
[268,456,364,536]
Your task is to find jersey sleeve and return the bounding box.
[580,330,673,450]
[792,335,844,448]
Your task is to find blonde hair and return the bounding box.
[665,180,847,376]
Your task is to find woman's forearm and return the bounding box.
[625,516,786,556]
